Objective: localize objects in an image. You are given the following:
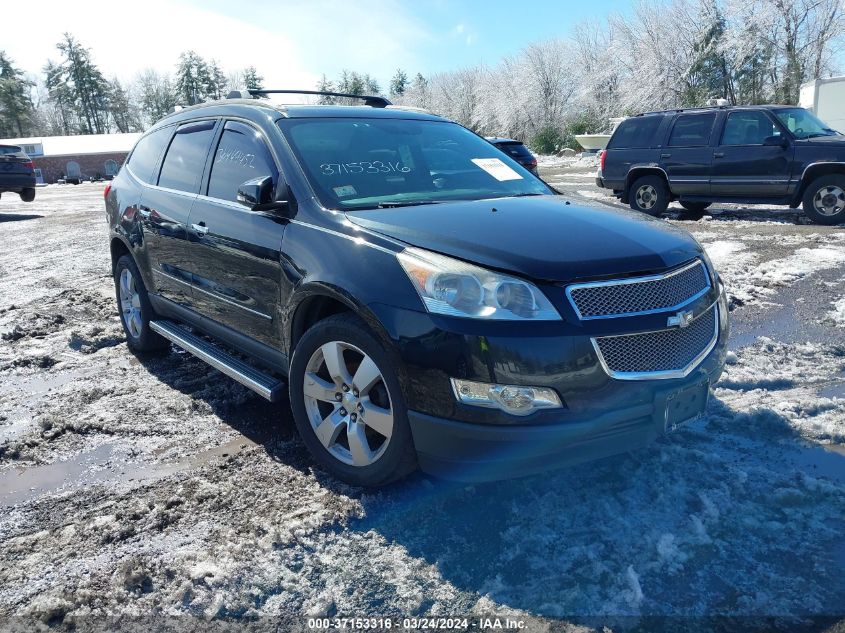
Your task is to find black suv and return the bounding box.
[106,90,728,486]
[597,105,845,224]
[0,144,36,202]
[486,137,539,175]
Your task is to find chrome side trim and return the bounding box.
[565,259,710,320]
[799,161,845,184]
[152,268,272,321]
[590,301,719,381]
[150,320,284,401]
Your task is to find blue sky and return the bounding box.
[5,0,634,89]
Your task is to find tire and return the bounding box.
[629,175,670,216]
[19,188,35,202]
[802,175,845,225]
[678,200,710,220]
[289,313,417,487]
[113,254,168,352]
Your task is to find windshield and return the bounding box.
[774,108,840,139]
[278,118,550,210]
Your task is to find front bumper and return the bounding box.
[370,281,729,481]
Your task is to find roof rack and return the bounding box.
[637,104,732,117]
[226,89,391,108]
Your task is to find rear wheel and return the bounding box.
[20,188,35,202]
[629,175,670,216]
[803,175,845,225]
[113,254,168,352]
[678,200,710,220]
[289,313,416,487]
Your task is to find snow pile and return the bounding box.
[827,297,845,327]
[536,154,598,169]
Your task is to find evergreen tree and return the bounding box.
[389,68,408,97]
[242,66,264,92]
[55,33,110,134]
[44,59,76,135]
[208,60,228,100]
[0,52,35,137]
[107,79,141,132]
[175,51,212,105]
[137,69,177,125]
[315,74,335,103]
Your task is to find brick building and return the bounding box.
[0,132,141,183]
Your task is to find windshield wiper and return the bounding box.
[375,200,445,208]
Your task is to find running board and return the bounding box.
[149,320,286,402]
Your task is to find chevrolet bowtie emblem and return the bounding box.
[667,309,695,328]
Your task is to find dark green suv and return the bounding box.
[597,105,845,224]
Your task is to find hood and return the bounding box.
[345,196,703,283]
[794,135,845,146]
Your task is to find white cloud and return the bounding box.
[3,0,431,89]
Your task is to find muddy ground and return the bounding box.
[1,174,844,631]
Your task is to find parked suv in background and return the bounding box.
[106,89,728,486]
[0,144,36,202]
[597,105,845,224]
[486,137,539,175]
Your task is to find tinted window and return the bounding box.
[207,121,277,202]
[608,116,662,149]
[496,142,532,158]
[126,127,172,183]
[668,114,716,147]
[158,120,216,193]
[721,111,779,145]
[0,145,22,155]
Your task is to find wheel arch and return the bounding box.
[794,162,845,205]
[287,283,398,360]
[624,166,671,202]
[110,236,132,273]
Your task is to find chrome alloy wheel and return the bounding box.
[302,341,394,467]
[813,185,845,216]
[119,268,143,338]
[635,184,658,210]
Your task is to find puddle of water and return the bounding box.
[791,442,845,484]
[0,434,258,508]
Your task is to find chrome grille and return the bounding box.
[567,260,710,319]
[594,304,718,379]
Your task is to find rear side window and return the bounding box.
[497,142,532,158]
[127,127,172,183]
[608,117,662,149]
[668,114,717,147]
[158,120,217,193]
[0,145,22,155]
[721,111,779,145]
[207,121,277,202]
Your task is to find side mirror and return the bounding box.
[763,135,788,148]
[237,175,292,214]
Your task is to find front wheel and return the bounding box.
[803,175,845,225]
[289,313,416,487]
[629,175,670,216]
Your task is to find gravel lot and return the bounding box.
[1,169,844,631]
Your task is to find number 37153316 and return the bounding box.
[320,161,410,175]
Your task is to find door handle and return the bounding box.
[660,153,671,158]
[138,206,151,220]
[713,152,725,158]
[191,222,209,235]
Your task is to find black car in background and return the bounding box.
[597,105,845,224]
[105,90,728,486]
[487,137,539,175]
[0,144,36,202]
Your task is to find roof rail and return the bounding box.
[637,104,732,116]
[237,89,391,108]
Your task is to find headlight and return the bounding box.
[397,247,561,320]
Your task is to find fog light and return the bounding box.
[450,378,562,416]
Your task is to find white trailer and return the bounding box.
[799,76,845,132]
